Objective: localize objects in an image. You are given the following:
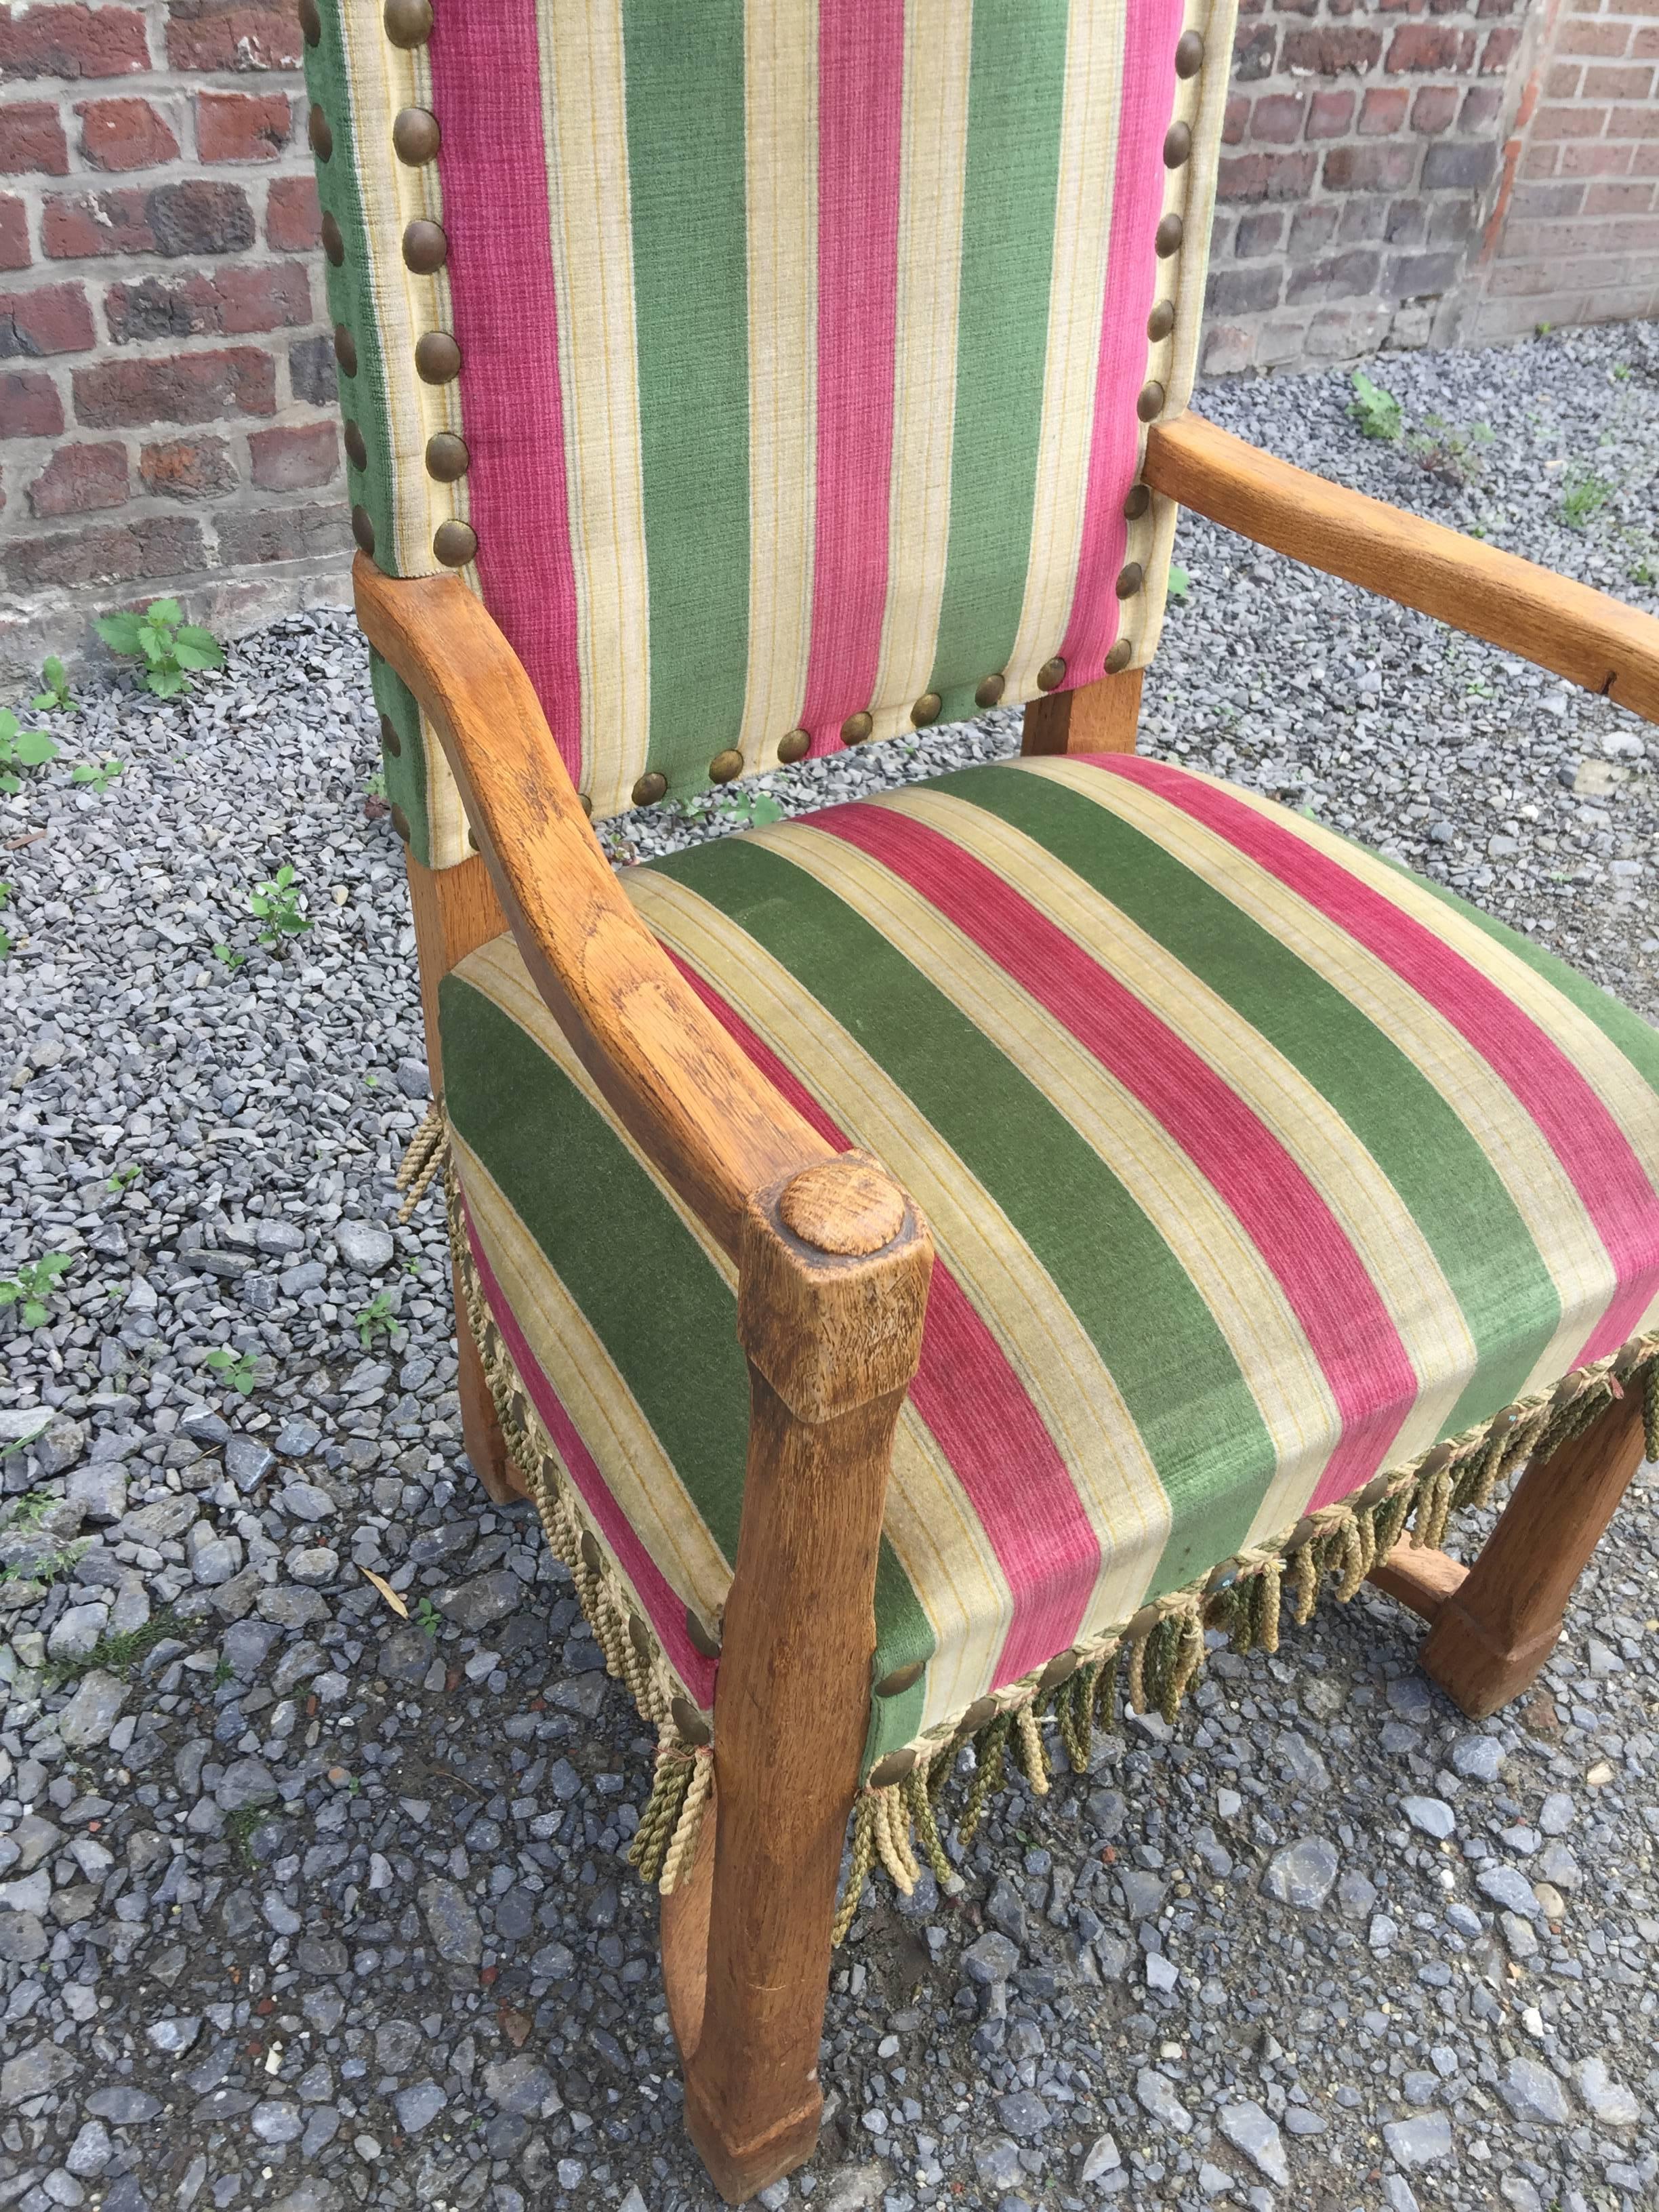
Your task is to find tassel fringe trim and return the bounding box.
[424,1114,1659,1925]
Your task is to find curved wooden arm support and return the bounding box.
[1144,413,1659,724]
[354,556,833,1253]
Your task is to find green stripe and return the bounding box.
[649,833,1273,1600]
[957,766,1564,1436]
[369,654,430,869]
[623,0,750,798]
[441,971,933,1752]
[927,0,1071,700]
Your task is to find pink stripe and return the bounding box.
[461,1195,716,1704]
[818,802,1419,1513]
[428,3,583,783]
[1109,756,1659,1367]
[798,1,905,758]
[1057,0,1185,684]
[662,949,1098,1687]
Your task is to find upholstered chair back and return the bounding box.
[304,0,1237,863]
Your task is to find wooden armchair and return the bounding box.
[306,0,1659,2196]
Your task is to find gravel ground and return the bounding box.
[1,321,1656,2212]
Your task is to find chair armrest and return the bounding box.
[1143,413,1659,724]
[354,555,833,1255]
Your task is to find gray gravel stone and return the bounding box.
[392,2081,446,2133]
[336,1220,395,1271]
[1477,1863,1542,1919]
[56,1669,127,1749]
[1135,2069,1192,2133]
[1382,2112,1452,2168]
[1499,2056,1574,2125]
[1262,1836,1340,1908]
[1574,2055,1641,2126]
[417,1877,483,1966]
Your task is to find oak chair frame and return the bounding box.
[361,411,1659,2202]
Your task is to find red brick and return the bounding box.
[1282,25,1383,71]
[1412,85,1460,134]
[44,180,254,259]
[1233,207,1286,257]
[195,89,291,162]
[265,174,320,251]
[0,4,148,79]
[0,367,63,437]
[1360,88,1411,135]
[1252,94,1307,144]
[1583,61,1657,96]
[0,102,70,177]
[73,346,276,427]
[1610,102,1659,138]
[163,0,301,70]
[1544,61,1584,97]
[1217,151,1319,202]
[1422,139,1498,188]
[1636,28,1659,62]
[248,421,337,491]
[139,434,237,499]
[0,199,30,273]
[1561,140,1636,177]
[1511,181,1586,220]
[1560,17,1633,54]
[1233,20,1278,81]
[27,438,127,517]
[1388,23,1476,70]
[4,514,203,593]
[1519,144,1559,180]
[0,279,94,356]
[105,262,310,341]
[1324,143,1418,191]
[1481,26,1521,69]
[214,500,349,566]
[1307,91,1355,139]
[1223,94,1250,146]
[75,96,180,173]
[1461,85,1504,129]
[1531,104,1613,142]
[1582,180,1658,214]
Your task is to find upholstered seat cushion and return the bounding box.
[440,754,1659,1769]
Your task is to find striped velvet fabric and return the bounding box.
[303,0,1236,856]
[440,757,1659,1769]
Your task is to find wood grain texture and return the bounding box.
[682,1162,933,2201]
[1418,1385,1648,1719]
[405,851,506,1094]
[1021,668,1144,757]
[1366,1541,1468,1624]
[451,1260,526,1505]
[356,556,833,1256]
[1144,413,1659,724]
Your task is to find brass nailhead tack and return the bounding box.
[840,710,874,745]
[1036,655,1066,693]
[382,0,434,48]
[1155,212,1184,258]
[868,1750,917,1788]
[579,792,593,818]
[1122,483,1151,521]
[632,770,668,807]
[1105,638,1134,675]
[685,1605,722,1659]
[392,106,441,164]
[776,726,811,764]
[1164,120,1193,168]
[911,691,942,729]
[627,1614,653,1661]
[960,1695,999,1734]
[299,0,321,45]
[708,747,744,783]
[467,825,479,852]
[342,419,367,472]
[390,802,411,843]
[974,672,1006,710]
[579,1532,602,1572]
[433,518,476,567]
[1174,28,1205,78]
[321,211,344,267]
[1039,1651,1080,1692]
[414,330,461,384]
[402,218,448,273]
[1137,378,1167,423]
[424,431,470,483]
[350,504,375,555]
[1146,298,1176,342]
[380,712,402,758]
[876,1660,926,1698]
[308,104,332,162]
[333,323,357,377]
[1116,560,1145,599]
[671,1695,712,1748]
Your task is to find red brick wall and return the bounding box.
[0,0,346,683]
[1470,0,1659,340]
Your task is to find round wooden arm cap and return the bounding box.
[778,1160,906,1256]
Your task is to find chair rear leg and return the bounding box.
[1416,1382,1647,1720]
[1021,668,1143,756]
[451,1263,525,1504]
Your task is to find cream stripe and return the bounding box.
[455,935,1011,1729]
[1003,4,1123,701]
[735,0,819,770]
[534,1,651,818]
[868,0,972,737]
[626,865,1173,1639]
[1026,757,1618,1404]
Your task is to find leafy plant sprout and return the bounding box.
[32,657,76,714]
[1348,369,1403,443]
[355,1289,398,1348]
[94,598,224,700]
[0,1253,73,1328]
[71,757,125,794]
[415,1596,443,1636]
[1560,469,1612,530]
[204,1345,258,1398]
[0,708,59,794]
[108,1163,142,1194]
[0,882,12,962]
[249,863,312,949]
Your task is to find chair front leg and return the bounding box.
[672,1155,932,2203]
[1021,668,1143,756]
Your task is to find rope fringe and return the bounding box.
[395,1099,447,1222]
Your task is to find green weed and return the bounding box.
[1166,564,1191,602]
[354,1289,398,1349]
[2,1538,89,1591]
[94,598,224,700]
[1561,470,1612,529]
[212,942,247,970]
[32,657,75,714]
[108,1163,142,1194]
[70,757,124,794]
[0,1252,73,1328]
[249,863,311,949]
[415,1596,443,1637]
[1348,370,1403,443]
[1408,413,1493,487]
[0,708,59,794]
[0,882,12,962]
[204,1345,258,1398]
[45,1606,184,1687]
